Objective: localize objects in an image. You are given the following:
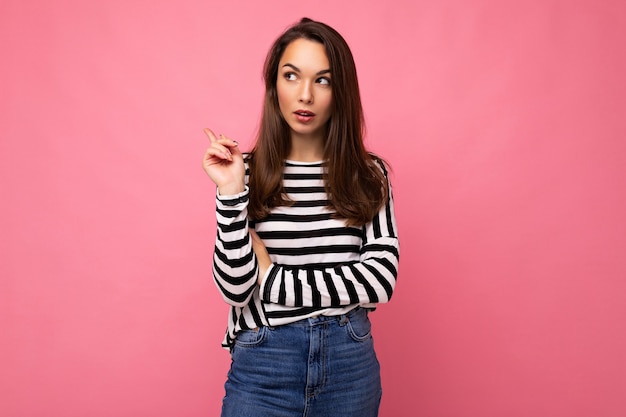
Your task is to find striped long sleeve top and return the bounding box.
[213,158,399,349]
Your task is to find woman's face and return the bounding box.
[276,38,333,143]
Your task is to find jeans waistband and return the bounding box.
[280,307,366,328]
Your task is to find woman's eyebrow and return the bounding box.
[282,63,331,76]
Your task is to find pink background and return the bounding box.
[2,1,625,416]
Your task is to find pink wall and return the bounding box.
[2,1,625,416]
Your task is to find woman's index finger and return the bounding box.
[203,128,218,143]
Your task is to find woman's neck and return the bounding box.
[287,134,325,162]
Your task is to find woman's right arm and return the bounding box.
[203,128,257,307]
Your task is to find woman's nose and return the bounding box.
[298,82,313,104]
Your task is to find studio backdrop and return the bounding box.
[2,1,625,416]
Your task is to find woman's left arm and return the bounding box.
[254,179,399,308]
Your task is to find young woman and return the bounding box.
[202,17,399,417]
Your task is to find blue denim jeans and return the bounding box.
[221,307,382,417]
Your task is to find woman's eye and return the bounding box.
[284,72,297,81]
[317,77,331,86]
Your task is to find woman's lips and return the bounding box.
[294,110,316,123]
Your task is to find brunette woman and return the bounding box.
[202,17,399,417]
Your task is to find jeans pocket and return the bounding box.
[233,326,268,348]
[345,310,372,342]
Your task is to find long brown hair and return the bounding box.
[247,17,388,226]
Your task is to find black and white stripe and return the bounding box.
[212,159,399,349]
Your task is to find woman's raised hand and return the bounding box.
[202,128,245,195]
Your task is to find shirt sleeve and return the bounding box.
[258,168,400,308]
[212,186,258,307]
